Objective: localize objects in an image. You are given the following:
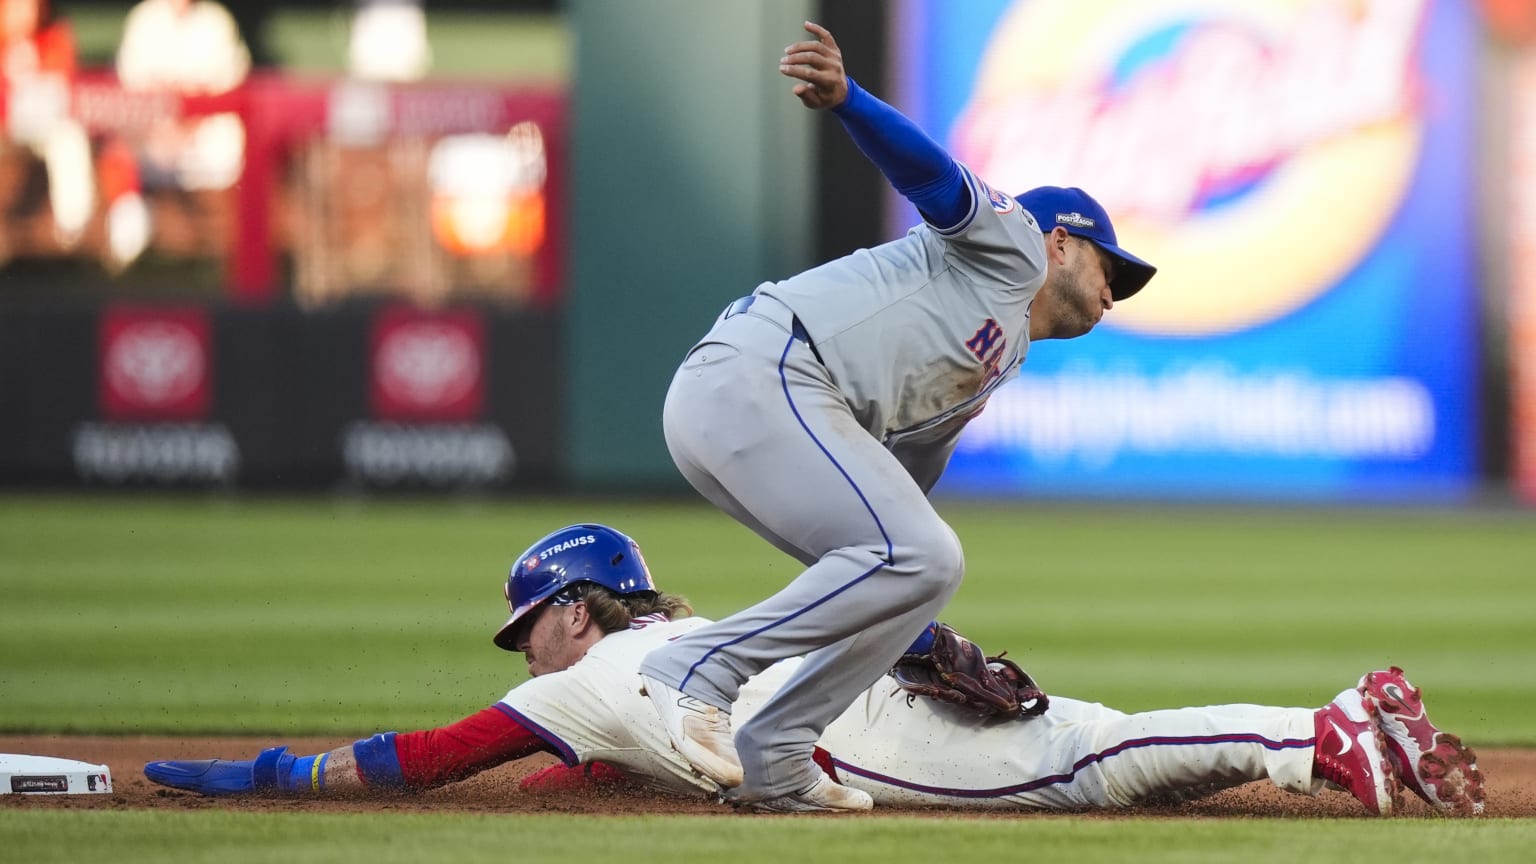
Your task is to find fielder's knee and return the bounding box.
[890,523,965,594]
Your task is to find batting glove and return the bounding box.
[144,745,293,796]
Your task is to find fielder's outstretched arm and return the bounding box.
[781,20,971,228]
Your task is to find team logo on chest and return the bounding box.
[965,318,1008,391]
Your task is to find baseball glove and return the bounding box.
[891,623,1048,719]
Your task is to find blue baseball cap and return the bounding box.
[1015,186,1156,301]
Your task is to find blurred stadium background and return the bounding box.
[5,12,1536,864]
[2,0,1535,504]
[2,0,1536,732]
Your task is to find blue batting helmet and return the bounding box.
[492,524,657,651]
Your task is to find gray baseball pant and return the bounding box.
[639,294,965,799]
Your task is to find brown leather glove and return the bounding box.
[891,623,1049,719]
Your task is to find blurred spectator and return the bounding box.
[117,0,248,95]
[1,0,69,81]
[116,0,250,191]
[349,0,431,82]
[0,0,93,254]
[110,0,250,270]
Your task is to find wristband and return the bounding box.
[352,732,405,788]
[281,754,322,792]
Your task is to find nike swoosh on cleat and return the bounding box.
[1329,719,1354,755]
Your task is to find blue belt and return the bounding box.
[724,295,823,363]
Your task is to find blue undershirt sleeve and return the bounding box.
[832,76,971,228]
[904,621,939,655]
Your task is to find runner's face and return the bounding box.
[516,603,585,676]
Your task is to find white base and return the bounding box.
[0,753,113,794]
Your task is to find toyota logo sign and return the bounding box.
[99,308,212,421]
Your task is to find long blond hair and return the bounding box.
[581,584,693,633]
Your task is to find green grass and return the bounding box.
[1,494,1532,743]
[2,494,1531,857]
[0,810,1533,863]
[265,9,571,82]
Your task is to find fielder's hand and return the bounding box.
[781,21,849,110]
[891,624,1050,720]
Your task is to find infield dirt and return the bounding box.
[1,735,1530,819]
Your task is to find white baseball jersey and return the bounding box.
[504,617,1324,808]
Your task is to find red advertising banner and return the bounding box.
[1481,0,1536,44]
[369,305,485,422]
[99,306,213,422]
[1512,50,1536,503]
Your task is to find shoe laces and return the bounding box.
[1313,705,1365,787]
[1313,752,1358,790]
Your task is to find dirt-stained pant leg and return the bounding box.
[1016,703,1317,808]
[641,310,965,799]
[822,692,1317,809]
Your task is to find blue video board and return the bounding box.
[897,0,1480,500]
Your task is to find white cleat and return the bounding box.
[640,673,743,788]
[738,774,874,813]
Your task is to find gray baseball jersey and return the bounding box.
[641,163,1051,800]
[761,163,1045,456]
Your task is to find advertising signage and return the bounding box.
[899,0,1480,500]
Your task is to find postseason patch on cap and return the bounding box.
[986,184,1017,214]
[1056,212,1096,228]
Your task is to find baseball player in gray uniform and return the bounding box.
[638,21,1157,811]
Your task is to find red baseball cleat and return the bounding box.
[1357,667,1485,816]
[1313,688,1401,816]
